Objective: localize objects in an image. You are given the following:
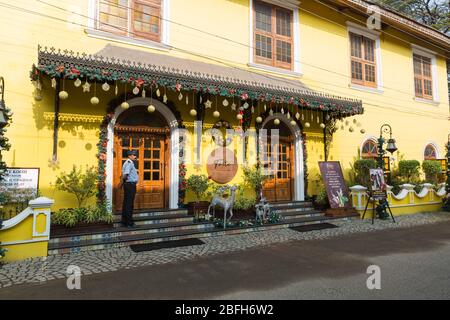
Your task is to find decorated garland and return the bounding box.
[30,63,363,117]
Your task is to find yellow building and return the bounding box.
[0,0,448,213]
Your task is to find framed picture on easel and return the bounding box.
[369,168,387,200]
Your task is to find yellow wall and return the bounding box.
[0,0,448,209]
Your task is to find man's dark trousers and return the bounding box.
[122,182,136,225]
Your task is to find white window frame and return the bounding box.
[411,44,439,104]
[248,0,302,77]
[87,0,171,51]
[359,136,379,160]
[347,21,383,93]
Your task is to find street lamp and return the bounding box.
[377,124,397,172]
[0,77,8,128]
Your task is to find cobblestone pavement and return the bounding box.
[0,212,449,289]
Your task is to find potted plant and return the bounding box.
[186,174,211,218]
[242,165,268,201]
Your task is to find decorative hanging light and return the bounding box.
[256,116,263,123]
[148,85,155,113]
[290,120,297,126]
[121,82,129,109]
[90,82,99,105]
[190,109,197,116]
[59,90,68,100]
[274,118,280,125]
[74,78,82,87]
[102,82,110,92]
[360,129,366,134]
[213,110,220,118]
[132,86,140,95]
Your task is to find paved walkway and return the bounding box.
[0,212,449,289]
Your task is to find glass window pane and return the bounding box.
[255,2,272,32]
[351,61,363,80]
[153,172,160,180]
[153,161,160,170]
[121,138,130,147]
[364,38,375,62]
[153,140,160,148]
[365,64,376,83]
[132,138,140,148]
[122,150,129,158]
[276,9,291,37]
[144,172,151,181]
[276,40,291,63]
[256,34,272,59]
[144,138,151,148]
[144,161,151,170]
[350,34,362,58]
[414,78,423,96]
[153,150,160,159]
[144,150,151,158]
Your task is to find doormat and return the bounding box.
[289,223,338,233]
[130,238,205,253]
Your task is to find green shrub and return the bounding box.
[351,159,377,188]
[52,208,78,227]
[398,160,421,184]
[422,160,442,185]
[55,165,97,208]
[242,165,268,198]
[52,204,113,227]
[186,174,210,202]
[233,195,256,210]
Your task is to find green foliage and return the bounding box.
[242,165,268,198]
[51,203,113,227]
[186,174,210,202]
[55,165,97,208]
[315,182,329,207]
[233,195,256,210]
[398,160,421,184]
[350,159,377,188]
[422,160,443,185]
[268,211,281,224]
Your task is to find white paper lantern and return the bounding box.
[256,116,263,123]
[58,91,68,100]
[148,105,156,113]
[190,109,197,116]
[121,102,130,109]
[213,111,220,118]
[290,120,297,126]
[304,122,310,128]
[320,123,326,129]
[90,96,99,105]
[274,118,280,125]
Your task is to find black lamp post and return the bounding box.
[377,124,397,174]
[444,134,450,211]
[376,124,397,220]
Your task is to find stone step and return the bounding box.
[113,214,193,227]
[279,210,324,220]
[272,206,317,214]
[268,201,314,208]
[114,208,188,219]
[49,221,214,247]
[48,214,354,256]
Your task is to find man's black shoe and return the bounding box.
[120,221,128,228]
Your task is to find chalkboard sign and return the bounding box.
[318,161,351,209]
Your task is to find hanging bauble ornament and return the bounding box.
[90,96,99,105]
[349,127,354,132]
[236,114,243,120]
[121,101,130,109]
[185,96,189,105]
[115,82,118,96]
[190,109,197,117]
[353,119,357,124]
[213,111,220,118]
[58,90,68,100]
[274,118,280,125]
[340,125,344,130]
[142,88,146,98]
[243,102,249,109]
[304,122,311,128]
[204,99,212,109]
[222,99,229,107]
[325,114,330,121]
[264,104,267,111]
[281,107,284,114]
[320,123,326,129]
[156,88,161,97]
[33,90,43,101]
[82,81,91,93]
[163,94,168,104]
[286,112,290,119]
[301,113,305,121]
[290,120,297,126]
[317,116,320,124]
[251,106,255,114]
[269,109,274,116]
[200,95,203,104]
[132,86,140,95]
[360,129,366,134]
[295,112,300,120]
[74,78,82,87]
[178,92,183,101]
[102,82,110,92]
[51,78,57,89]
[231,102,237,111]
[345,120,349,126]
[148,105,156,113]
[256,116,263,123]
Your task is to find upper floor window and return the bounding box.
[413,54,433,100]
[361,139,378,159]
[253,0,293,70]
[98,0,161,42]
[350,33,377,88]
[424,144,438,160]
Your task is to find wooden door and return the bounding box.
[113,132,167,212]
[262,139,293,202]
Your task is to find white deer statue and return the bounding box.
[207,185,238,229]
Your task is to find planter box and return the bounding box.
[51,222,114,237]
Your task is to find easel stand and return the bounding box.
[361,195,396,224]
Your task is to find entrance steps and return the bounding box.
[48,202,355,256]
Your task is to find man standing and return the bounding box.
[122,150,138,227]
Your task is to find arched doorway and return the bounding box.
[261,118,296,202]
[113,106,170,211]
[106,97,180,212]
